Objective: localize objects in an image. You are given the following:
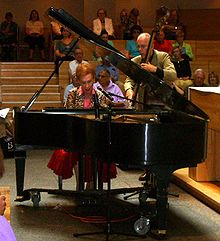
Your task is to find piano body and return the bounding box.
[14,8,209,237]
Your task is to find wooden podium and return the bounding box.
[188,87,220,181]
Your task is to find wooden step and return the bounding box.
[1,101,62,110]
[0,77,58,85]
[0,62,55,69]
[1,69,55,77]
[1,85,60,93]
[1,93,61,102]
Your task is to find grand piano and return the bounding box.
[14,7,209,238]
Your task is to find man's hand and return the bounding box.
[125,89,134,100]
[0,195,6,216]
[140,62,157,73]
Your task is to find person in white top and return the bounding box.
[69,48,88,76]
[25,9,46,61]
[65,48,88,103]
[92,8,115,39]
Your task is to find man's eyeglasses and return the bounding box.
[133,30,140,34]
[137,45,147,49]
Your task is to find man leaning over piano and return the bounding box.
[124,32,177,108]
[124,32,177,179]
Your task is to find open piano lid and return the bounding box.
[48,7,209,121]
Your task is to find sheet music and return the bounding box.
[0,108,10,118]
[189,87,220,94]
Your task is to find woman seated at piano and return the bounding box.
[47,63,118,190]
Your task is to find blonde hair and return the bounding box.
[76,63,95,81]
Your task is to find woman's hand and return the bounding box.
[0,195,6,216]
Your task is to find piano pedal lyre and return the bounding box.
[58,176,63,190]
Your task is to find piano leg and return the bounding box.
[14,150,29,201]
[148,164,174,239]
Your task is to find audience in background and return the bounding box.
[208,71,219,87]
[69,48,88,76]
[0,12,18,61]
[92,8,115,39]
[171,46,192,92]
[123,8,141,40]
[172,30,193,61]
[93,29,114,61]
[125,25,143,59]
[63,73,79,104]
[65,48,88,103]
[163,9,184,40]
[171,46,192,79]
[93,69,126,107]
[54,27,79,74]
[95,56,119,82]
[117,9,128,39]
[24,9,46,61]
[154,30,173,55]
[184,68,208,97]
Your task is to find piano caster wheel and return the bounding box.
[134,216,150,235]
[30,191,41,207]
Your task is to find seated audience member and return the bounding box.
[54,27,79,74]
[208,71,219,87]
[172,30,193,61]
[50,21,63,40]
[0,12,18,61]
[92,8,115,39]
[95,56,119,82]
[154,30,173,55]
[48,63,117,190]
[163,9,184,40]
[125,25,143,59]
[184,68,208,97]
[118,9,128,39]
[64,48,88,103]
[93,29,114,61]
[123,8,141,40]
[0,195,17,241]
[94,69,126,107]
[171,46,192,91]
[24,9,46,61]
[69,48,88,76]
[63,73,79,104]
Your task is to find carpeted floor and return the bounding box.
[1,149,220,241]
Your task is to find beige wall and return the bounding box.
[0,0,220,32]
[0,0,84,29]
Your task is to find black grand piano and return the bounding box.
[14,7,209,238]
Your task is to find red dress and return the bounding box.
[47,150,117,182]
[47,86,117,182]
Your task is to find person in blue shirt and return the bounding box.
[95,56,119,82]
[125,25,143,59]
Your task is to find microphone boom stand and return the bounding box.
[74,105,145,240]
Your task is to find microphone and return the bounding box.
[97,86,114,101]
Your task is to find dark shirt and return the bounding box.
[172,59,191,78]
[0,21,18,44]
